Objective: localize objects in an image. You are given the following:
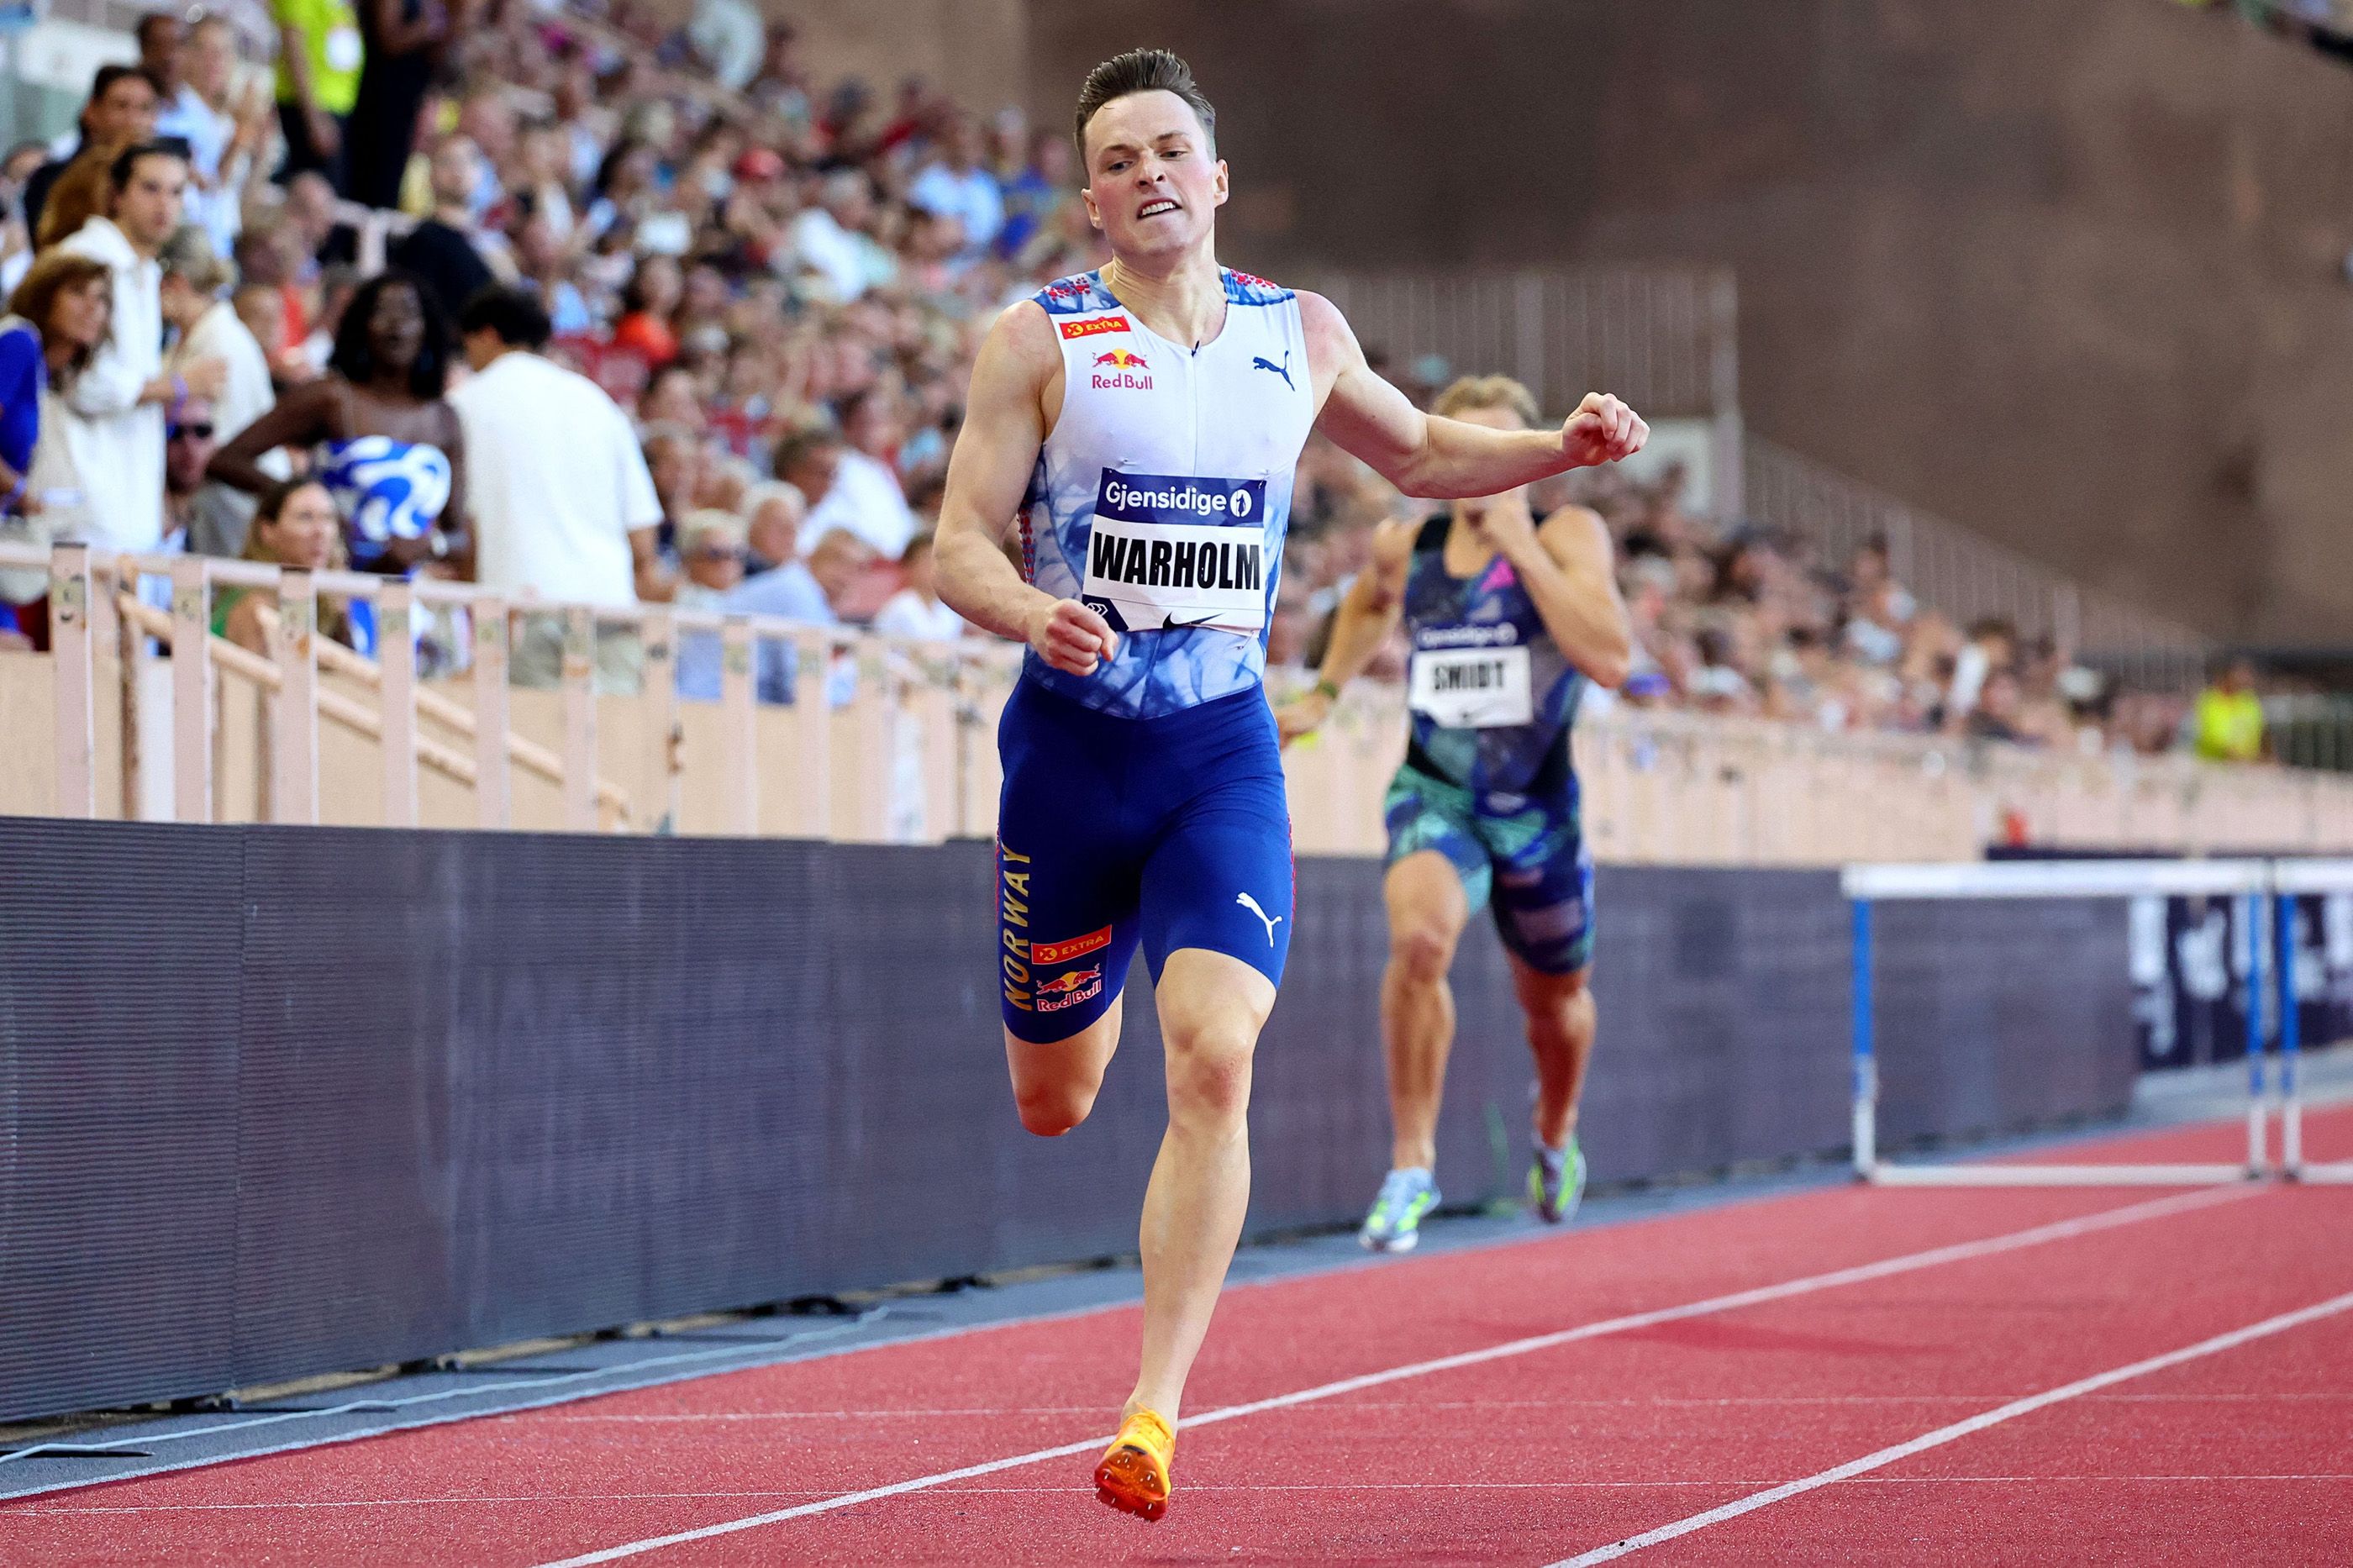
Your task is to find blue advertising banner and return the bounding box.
[2132,891,2353,1070]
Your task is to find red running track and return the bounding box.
[7,1110,2353,1566]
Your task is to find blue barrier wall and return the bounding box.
[0,820,2130,1422]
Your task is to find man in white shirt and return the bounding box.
[906,113,1003,268]
[776,423,915,562]
[785,169,887,303]
[57,144,223,554]
[450,285,670,691]
[170,15,257,257]
[872,532,968,641]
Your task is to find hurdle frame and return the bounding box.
[2277,858,2353,1184]
[1844,858,2277,1187]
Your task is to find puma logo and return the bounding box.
[1236,892,1283,945]
[1250,352,1294,390]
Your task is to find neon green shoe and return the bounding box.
[1530,1138,1587,1224]
[1360,1168,1440,1252]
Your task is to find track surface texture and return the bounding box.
[7,1111,2350,1566]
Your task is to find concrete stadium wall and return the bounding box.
[1025,0,2353,649]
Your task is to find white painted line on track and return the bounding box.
[1548,1286,2353,1565]
[25,1475,2353,1517]
[522,1387,2353,1421]
[533,1186,2251,1566]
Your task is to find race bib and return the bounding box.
[1410,645,1534,729]
[1082,471,1268,633]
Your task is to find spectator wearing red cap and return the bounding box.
[713,145,790,269]
[733,145,785,185]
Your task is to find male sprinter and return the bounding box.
[934,51,1646,1522]
[1279,376,1634,1255]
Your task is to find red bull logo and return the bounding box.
[1034,966,1105,1013]
[1089,348,1153,392]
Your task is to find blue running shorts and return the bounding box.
[996,679,1293,1044]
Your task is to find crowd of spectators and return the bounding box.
[0,0,1081,673]
[1277,427,2203,759]
[0,0,2253,761]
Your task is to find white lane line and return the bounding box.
[1549,1286,2353,1565]
[526,1388,2353,1421]
[24,1476,2353,1516]
[532,1187,2250,1567]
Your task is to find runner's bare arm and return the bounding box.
[935,303,1119,676]
[1486,502,1633,689]
[1299,292,1649,497]
[1277,519,1414,741]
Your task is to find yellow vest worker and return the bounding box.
[2192,683,2264,763]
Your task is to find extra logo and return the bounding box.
[1035,966,1104,1013]
[1033,926,1112,966]
[1059,313,1131,339]
[1089,346,1152,391]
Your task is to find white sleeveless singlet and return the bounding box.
[1018,268,1315,718]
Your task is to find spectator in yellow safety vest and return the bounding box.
[2192,658,2266,763]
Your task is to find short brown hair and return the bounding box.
[1072,49,1216,165]
[770,424,842,483]
[1433,375,1541,429]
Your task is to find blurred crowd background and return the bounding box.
[0,0,2286,763]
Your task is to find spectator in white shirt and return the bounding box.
[687,0,766,92]
[55,144,224,554]
[778,416,915,562]
[871,533,966,642]
[173,15,269,258]
[450,285,669,691]
[160,225,279,555]
[145,12,256,256]
[786,169,889,303]
[906,113,1003,267]
[143,15,211,159]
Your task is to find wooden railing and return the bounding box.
[6,543,2348,861]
